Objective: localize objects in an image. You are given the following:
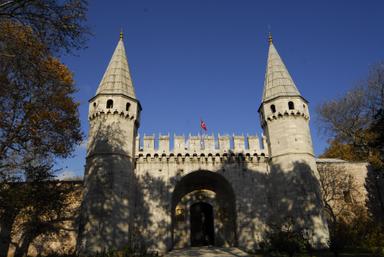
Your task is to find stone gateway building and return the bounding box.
[4,34,372,257]
[77,33,336,255]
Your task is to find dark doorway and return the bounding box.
[171,170,237,248]
[190,202,214,246]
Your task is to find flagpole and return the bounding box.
[200,118,205,150]
[200,118,203,150]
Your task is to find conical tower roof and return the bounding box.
[262,36,301,102]
[96,33,136,98]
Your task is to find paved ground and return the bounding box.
[166,246,251,257]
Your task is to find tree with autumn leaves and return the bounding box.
[317,62,384,255]
[0,1,88,256]
[317,62,384,218]
[0,21,82,180]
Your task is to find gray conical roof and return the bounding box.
[262,41,301,102]
[96,35,136,98]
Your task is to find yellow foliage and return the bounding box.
[43,57,74,85]
[0,19,82,167]
[320,140,364,161]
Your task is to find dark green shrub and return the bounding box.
[357,220,384,256]
[326,212,384,257]
[264,219,306,257]
[328,221,350,257]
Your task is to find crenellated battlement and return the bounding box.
[136,151,268,164]
[135,133,269,159]
[89,109,136,121]
[265,109,309,122]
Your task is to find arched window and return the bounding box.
[93,102,96,108]
[270,104,276,113]
[288,101,294,110]
[106,99,113,109]
[126,102,130,111]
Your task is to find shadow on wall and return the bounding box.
[77,116,329,253]
[134,153,328,252]
[3,135,382,256]
[267,161,329,248]
[1,116,330,256]
[0,181,82,257]
[78,118,138,253]
[365,167,384,221]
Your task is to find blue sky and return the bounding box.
[57,0,384,178]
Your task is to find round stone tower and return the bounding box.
[77,32,141,254]
[258,35,329,248]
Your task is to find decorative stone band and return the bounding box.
[89,109,136,121]
[135,134,268,157]
[266,109,309,122]
[260,109,309,128]
[136,152,268,164]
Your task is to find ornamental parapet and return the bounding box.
[135,133,269,162]
[264,109,309,125]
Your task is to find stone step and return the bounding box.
[166,246,250,257]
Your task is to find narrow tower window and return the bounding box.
[343,190,353,203]
[106,99,113,109]
[93,102,96,108]
[126,102,130,111]
[270,104,276,113]
[288,101,294,110]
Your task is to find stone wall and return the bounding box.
[136,133,268,155]
[2,159,372,256]
[3,181,82,257]
[134,151,270,252]
[316,159,370,220]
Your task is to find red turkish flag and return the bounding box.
[200,120,207,131]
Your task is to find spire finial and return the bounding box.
[120,29,123,40]
[268,32,273,45]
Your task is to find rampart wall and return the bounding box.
[136,134,269,157]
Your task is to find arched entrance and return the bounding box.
[171,170,237,249]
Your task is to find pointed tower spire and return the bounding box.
[268,32,273,45]
[80,32,142,254]
[96,33,136,98]
[262,36,300,102]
